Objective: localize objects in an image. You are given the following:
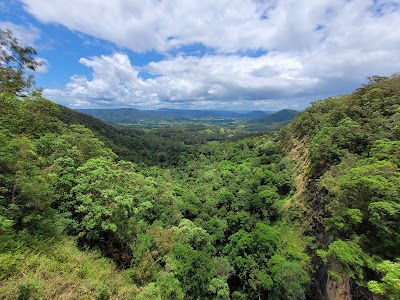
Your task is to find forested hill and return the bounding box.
[59,105,173,164]
[245,109,299,131]
[59,105,262,165]
[249,109,298,125]
[0,75,399,299]
[77,108,165,123]
[0,93,309,299]
[280,75,400,299]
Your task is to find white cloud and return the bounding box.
[45,53,158,108]
[21,0,400,54]
[22,0,400,109]
[44,52,323,109]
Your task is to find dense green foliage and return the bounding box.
[59,106,298,167]
[1,31,399,299]
[76,107,296,134]
[0,92,309,299]
[283,74,400,298]
[1,77,399,299]
[59,105,253,166]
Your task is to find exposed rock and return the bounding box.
[326,275,351,300]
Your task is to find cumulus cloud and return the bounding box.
[44,52,322,109]
[44,53,158,108]
[22,0,400,109]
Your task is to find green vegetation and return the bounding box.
[0,28,42,95]
[245,109,299,132]
[0,92,309,299]
[76,108,268,125]
[283,74,400,298]
[77,107,297,133]
[0,236,137,299]
[1,30,399,299]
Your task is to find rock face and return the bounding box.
[326,276,351,300]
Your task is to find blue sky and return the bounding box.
[1,0,400,110]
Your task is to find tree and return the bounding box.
[368,260,400,300]
[171,243,214,298]
[267,254,310,299]
[0,133,59,236]
[223,224,278,297]
[69,158,141,264]
[0,28,43,95]
[317,239,366,281]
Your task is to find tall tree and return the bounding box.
[0,28,42,95]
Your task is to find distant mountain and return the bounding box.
[155,108,269,119]
[60,106,139,136]
[242,109,299,131]
[76,108,165,123]
[247,109,299,125]
[60,106,187,164]
[76,108,272,124]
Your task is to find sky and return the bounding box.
[1,0,400,111]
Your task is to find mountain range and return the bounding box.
[76,108,275,124]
